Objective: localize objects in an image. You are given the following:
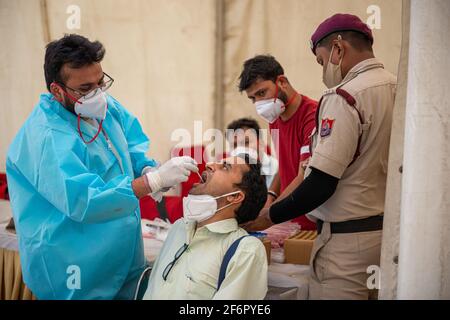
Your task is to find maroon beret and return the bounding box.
[310,13,373,54]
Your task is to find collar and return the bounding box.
[183,218,239,244]
[342,58,384,83]
[279,94,303,124]
[203,218,239,234]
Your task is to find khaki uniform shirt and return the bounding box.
[307,58,397,222]
[143,218,268,300]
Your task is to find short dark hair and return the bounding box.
[317,30,373,52]
[44,34,105,91]
[227,117,261,139]
[233,154,267,224]
[238,54,284,92]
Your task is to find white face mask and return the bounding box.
[230,146,259,162]
[183,191,241,223]
[74,88,107,120]
[255,98,285,124]
[323,44,343,89]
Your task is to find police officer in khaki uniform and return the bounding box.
[244,14,397,300]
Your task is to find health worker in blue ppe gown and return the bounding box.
[5,34,199,300]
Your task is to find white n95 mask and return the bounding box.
[73,88,108,144]
[183,191,241,223]
[254,98,285,124]
[74,88,107,120]
[254,76,298,124]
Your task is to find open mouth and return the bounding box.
[193,171,209,187]
[201,171,208,183]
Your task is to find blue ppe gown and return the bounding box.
[6,93,157,299]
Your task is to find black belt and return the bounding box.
[317,214,383,235]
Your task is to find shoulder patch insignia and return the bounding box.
[320,118,335,138]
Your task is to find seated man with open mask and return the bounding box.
[143,154,268,300]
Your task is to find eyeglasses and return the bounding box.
[162,243,188,281]
[59,72,114,100]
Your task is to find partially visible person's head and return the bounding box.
[44,34,108,111]
[238,55,291,105]
[226,118,262,158]
[189,155,267,224]
[311,14,374,87]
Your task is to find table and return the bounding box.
[266,262,310,300]
[0,200,36,300]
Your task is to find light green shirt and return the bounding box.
[143,218,268,300]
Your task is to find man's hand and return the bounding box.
[241,208,274,232]
[140,165,171,202]
[300,158,310,172]
[145,156,198,193]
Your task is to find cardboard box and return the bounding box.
[262,238,271,263]
[284,230,317,265]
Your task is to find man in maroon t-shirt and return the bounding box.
[238,55,318,230]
